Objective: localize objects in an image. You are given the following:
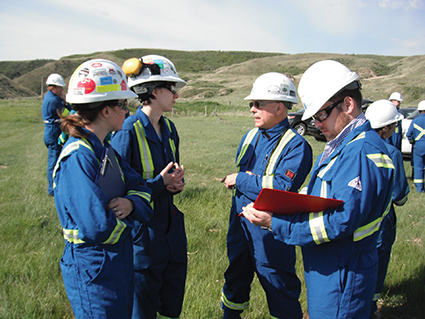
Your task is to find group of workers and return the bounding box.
[41,55,424,319]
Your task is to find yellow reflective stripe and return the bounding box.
[127,190,151,203]
[63,229,85,244]
[156,313,177,319]
[102,219,127,244]
[353,199,391,242]
[367,154,394,169]
[414,178,424,183]
[164,118,176,162]
[320,180,328,198]
[262,130,296,188]
[394,194,408,206]
[347,131,366,145]
[317,156,338,179]
[261,175,273,188]
[236,128,258,171]
[221,292,249,310]
[60,108,70,117]
[309,212,330,245]
[97,84,120,93]
[134,121,154,180]
[53,138,94,189]
[413,123,425,140]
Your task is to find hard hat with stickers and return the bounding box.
[122,55,186,89]
[66,59,137,105]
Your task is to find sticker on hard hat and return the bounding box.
[91,62,103,68]
[76,78,96,94]
[100,76,113,85]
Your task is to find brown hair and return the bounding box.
[60,100,117,139]
[330,88,363,111]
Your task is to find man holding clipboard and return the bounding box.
[243,60,395,319]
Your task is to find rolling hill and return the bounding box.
[0,49,424,107]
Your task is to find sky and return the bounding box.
[0,0,424,61]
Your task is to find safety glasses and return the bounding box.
[115,100,128,110]
[249,101,277,109]
[313,99,344,122]
[158,83,177,95]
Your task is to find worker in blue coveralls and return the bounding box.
[386,92,403,151]
[42,73,70,195]
[407,100,425,193]
[365,100,409,318]
[242,60,395,319]
[220,72,313,319]
[112,55,187,319]
[53,59,153,319]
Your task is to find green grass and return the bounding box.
[0,98,424,318]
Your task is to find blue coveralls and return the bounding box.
[269,122,394,319]
[112,108,187,319]
[221,119,313,319]
[42,90,70,195]
[371,142,409,315]
[385,121,402,151]
[53,131,153,319]
[407,112,425,192]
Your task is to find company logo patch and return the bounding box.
[348,176,362,191]
[285,169,296,180]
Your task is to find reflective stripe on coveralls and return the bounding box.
[413,123,425,141]
[222,126,300,313]
[309,133,394,245]
[53,138,150,245]
[134,118,176,180]
[236,128,296,188]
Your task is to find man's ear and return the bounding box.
[343,96,356,114]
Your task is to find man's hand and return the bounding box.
[242,203,273,228]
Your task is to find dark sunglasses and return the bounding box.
[313,99,344,122]
[158,83,177,95]
[249,101,277,109]
[115,100,128,110]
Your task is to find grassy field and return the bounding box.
[0,98,424,318]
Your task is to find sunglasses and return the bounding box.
[115,100,128,110]
[159,83,177,95]
[313,99,344,122]
[249,101,277,109]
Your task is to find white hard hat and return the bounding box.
[66,59,137,105]
[122,55,186,89]
[46,73,66,87]
[365,99,404,129]
[298,60,361,121]
[389,92,403,102]
[244,72,298,104]
[418,100,425,111]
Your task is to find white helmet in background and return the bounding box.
[418,100,425,111]
[66,59,137,106]
[365,99,404,129]
[389,92,403,102]
[244,72,298,106]
[298,60,361,121]
[46,73,66,87]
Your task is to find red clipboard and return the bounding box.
[253,188,343,215]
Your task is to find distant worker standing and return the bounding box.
[42,73,70,195]
[365,100,409,318]
[386,92,403,151]
[407,100,425,193]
